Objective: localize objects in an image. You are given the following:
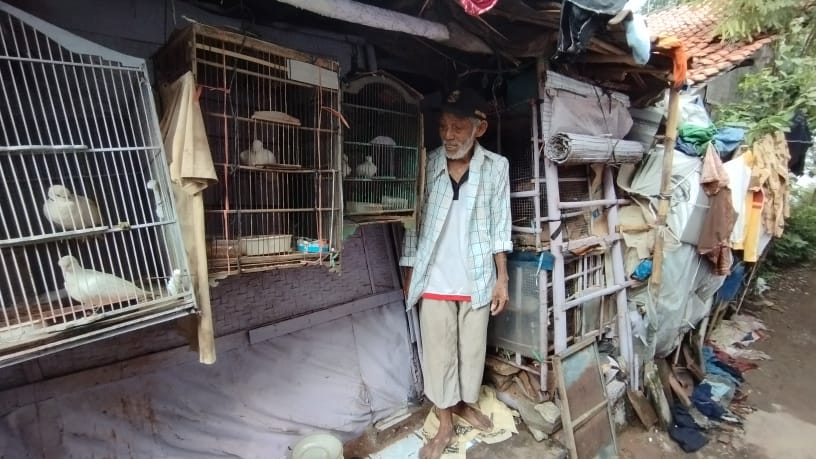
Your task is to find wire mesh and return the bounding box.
[156,25,342,274]
[342,76,421,220]
[0,4,196,365]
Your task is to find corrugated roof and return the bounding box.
[647,2,774,84]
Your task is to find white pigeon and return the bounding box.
[342,154,351,178]
[239,139,276,166]
[58,255,152,308]
[166,269,183,296]
[145,179,165,220]
[42,184,103,230]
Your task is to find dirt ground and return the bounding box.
[619,264,816,459]
[347,265,816,459]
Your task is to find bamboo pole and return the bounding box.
[649,88,681,295]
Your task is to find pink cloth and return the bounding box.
[459,0,499,16]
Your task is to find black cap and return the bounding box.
[441,88,488,121]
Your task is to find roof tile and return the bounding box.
[647,1,774,84]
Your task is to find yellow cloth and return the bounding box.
[751,133,791,238]
[159,71,218,364]
[420,386,517,459]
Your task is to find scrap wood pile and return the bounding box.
[632,314,769,453]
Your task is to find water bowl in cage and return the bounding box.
[296,238,330,253]
[240,235,293,256]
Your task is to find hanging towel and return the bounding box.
[712,127,746,161]
[697,144,736,275]
[159,71,219,365]
[557,0,627,56]
[625,14,651,65]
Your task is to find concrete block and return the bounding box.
[533,401,562,434]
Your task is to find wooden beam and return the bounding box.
[273,0,492,54]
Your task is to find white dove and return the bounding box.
[58,255,152,308]
[239,139,276,166]
[166,269,183,296]
[42,184,103,230]
[146,179,165,220]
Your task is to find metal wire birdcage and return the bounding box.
[342,72,422,223]
[0,2,197,367]
[154,24,343,275]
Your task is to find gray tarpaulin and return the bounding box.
[618,146,725,358]
[0,302,414,459]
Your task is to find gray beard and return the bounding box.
[445,135,476,160]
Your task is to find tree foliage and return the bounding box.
[693,0,814,141]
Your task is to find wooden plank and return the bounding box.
[248,290,403,344]
[627,390,658,428]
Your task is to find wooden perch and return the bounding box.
[275,0,491,54]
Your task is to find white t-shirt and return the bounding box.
[423,172,473,301]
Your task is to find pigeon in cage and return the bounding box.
[356,156,378,178]
[165,269,184,296]
[145,179,165,220]
[342,154,351,178]
[42,184,103,230]
[239,139,277,167]
[58,255,153,308]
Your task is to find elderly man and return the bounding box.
[400,88,511,459]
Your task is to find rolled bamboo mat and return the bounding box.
[546,132,644,165]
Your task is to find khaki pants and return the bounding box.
[419,299,490,408]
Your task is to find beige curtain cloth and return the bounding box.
[159,71,218,364]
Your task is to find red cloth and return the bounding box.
[458,0,499,16]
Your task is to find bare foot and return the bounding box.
[452,403,494,431]
[419,427,454,459]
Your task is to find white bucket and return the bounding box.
[292,433,343,459]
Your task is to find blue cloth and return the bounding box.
[716,262,745,303]
[631,259,653,281]
[712,127,746,160]
[703,346,743,386]
[669,403,708,453]
[675,138,700,157]
[692,383,726,420]
[625,14,651,65]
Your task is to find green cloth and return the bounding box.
[678,123,717,156]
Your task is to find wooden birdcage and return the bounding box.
[342,72,423,224]
[154,24,343,275]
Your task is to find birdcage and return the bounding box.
[154,24,343,275]
[342,72,422,224]
[0,2,197,368]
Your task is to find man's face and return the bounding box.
[439,112,486,160]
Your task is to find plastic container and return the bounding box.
[240,234,292,256]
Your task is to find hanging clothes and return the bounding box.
[678,123,717,156]
[751,133,791,238]
[785,110,812,176]
[697,144,736,276]
[557,0,627,56]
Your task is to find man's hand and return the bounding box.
[403,267,413,300]
[490,278,509,316]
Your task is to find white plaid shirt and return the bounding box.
[400,143,512,309]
